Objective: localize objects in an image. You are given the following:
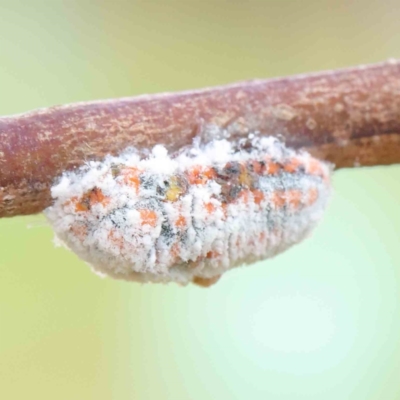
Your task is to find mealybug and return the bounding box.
[45,137,331,286]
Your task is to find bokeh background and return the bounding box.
[1,1,400,399]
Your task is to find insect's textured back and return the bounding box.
[45,137,331,286]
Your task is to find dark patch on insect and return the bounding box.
[161,222,175,240]
[224,162,241,176]
[134,198,161,211]
[108,209,128,230]
[140,174,157,191]
[297,165,306,174]
[236,139,254,151]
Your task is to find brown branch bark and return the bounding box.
[1,60,400,218]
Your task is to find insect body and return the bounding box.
[45,137,331,286]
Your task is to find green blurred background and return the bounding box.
[1,1,400,399]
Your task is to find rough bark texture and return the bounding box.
[1,60,400,217]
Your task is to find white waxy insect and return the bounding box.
[44,137,331,286]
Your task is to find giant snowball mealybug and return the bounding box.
[44,137,332,286]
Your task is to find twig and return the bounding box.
[1,60,400,218]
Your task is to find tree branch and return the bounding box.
[1,60,400,217]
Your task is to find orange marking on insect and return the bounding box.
[68,196,89,212]
[120,167,141,193]
[73,188,109,212]
[89,188,109,207]
[75,203,89,212]
[252,189,264,205]
[306,159,323,176]
[187,165,216,185]
[139,209,158,227]
[238,190,250,204]
[204,202,216,214]
[284,158,302,173]
[265,161,280,175]
[286,190,302,209]
[206,250,220,259]
[67,195,89,212]
[204,167,217,179]
[307,188,318,205]
[175,214,186,227]
[271,191,285,208]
